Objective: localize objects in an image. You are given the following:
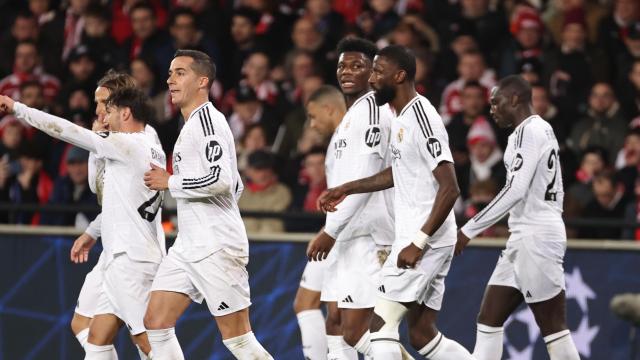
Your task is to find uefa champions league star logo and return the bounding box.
[503,267,599,359]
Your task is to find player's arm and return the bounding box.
[166,126,233,198]
[317,167,393,212]
[4,98,121,159]
[456,129,541,254]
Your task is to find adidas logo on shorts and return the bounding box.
[378,285,386,293]
[526,291,532,298]
[217,302,230,311]
[341,295,354,303]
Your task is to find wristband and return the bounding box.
[412,230,430,250]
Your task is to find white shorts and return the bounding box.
[319,250,338,303]
[488,233,566,303]
[151,249,251,317]
[299,249,337,303]
[378,244,454,311]
[336,236,390,309]
[94,253,158,335]
[75,252,106,318]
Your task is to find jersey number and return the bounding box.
[137,191,163,222]
[544,149,558,201]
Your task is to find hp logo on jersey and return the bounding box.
[426,138,442,158]
[206,141,223,162]
[365,127,381,147]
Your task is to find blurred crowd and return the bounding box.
[0,0,639,239]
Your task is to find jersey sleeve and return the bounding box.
[168,119,233,199]
[84,213,101,240]
[414,106,454,171]
[13,102,127,161]
[461,126,541,239]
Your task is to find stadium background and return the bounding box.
[0,0,639,359]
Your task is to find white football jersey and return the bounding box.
[167,102,248,262]
[13,103,167,264]
[389,95,457,249]
[461,115,565,239]
[325,91,395,245]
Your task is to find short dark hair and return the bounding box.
[233,6,261,26]
[581,146,608,165]
[130,1,155,17]
[105,88,154,125]
[498,75,532,104]
[85,4,110,21]
[173,49,216,87]
[336,36,378,61]
[97,69,136,92]
[169,7,196,28]
[377,45,416,81]
[462,80,484,91]
[307,85,343,104]
[19,80,42,93]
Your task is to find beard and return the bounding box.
[373,84,396,105]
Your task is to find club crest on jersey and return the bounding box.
[365,127,381,147]
[390,144,401,160]
[206,140,223,162]
[511,153,524,171]
[426,138,442,158]
[397,128,404,142]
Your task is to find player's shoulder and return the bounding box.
[348,91,380,125]
[399,95,443,134]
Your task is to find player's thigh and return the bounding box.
[71,313,92,335]
[528,290,568,337]
[477,285,524,327]
[325,301,341,335]
[293,287,322,313]
[144,290,191,329]
[214,307,252,340]
[87,314,122,345]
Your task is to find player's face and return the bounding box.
[94,86,110,131]
[369,55,397,106]
[337,52,371,96]
[167,56,200,108]
[307,101,333,135]
[489,86,512,128]
[103,104,123,132]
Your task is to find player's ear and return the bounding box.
[199,76,208,90]
[510,94,519,107]
[122,106,132,122]
[395,70,406,84]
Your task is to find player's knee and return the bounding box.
[477,310,502,328]
[70,314,89,335]
[293,289,320,314]
[144,312,171,330]
[407,324,437,350]
[342,325,365,347]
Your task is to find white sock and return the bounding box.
[147,328,184,360]
[84,343,118,360]
[354,330,372,356]
[370,331,402,360]
[327,335,358,360]
[544,330,580,360]
[135,344,151,359]
[296,309,328,360]
[222,331,274,360]
[75,328,89,349]
[418,332,474,359]
[473,324,503,360]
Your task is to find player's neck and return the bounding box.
[121,121,145,133]
[345,88,371,109]
[391,85,417,114]
[513,106,534,128]
[180,95,209,121]
[331,110,346,131]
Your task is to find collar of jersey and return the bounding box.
[187,101,211,121]
[398,95,421,117]
[349,91,375,110]
[514,114,537,130]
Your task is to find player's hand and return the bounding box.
[307,231,336,261]
[397,243,423,269]
[70,233,97,264]
[0,95,15,114]
[455,230,471,256]
[144,163,169,190]
[317,185,348,213]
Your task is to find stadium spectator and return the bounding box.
[228,84,279,143]
[414,48,443,105]
[361,0,400,41]
[110,0,167,45]
[532,84,570,145]
[448,81,492,160]
[237,123,269,173]
[240,51,279,107]
[227,7,264,88]
[41,146,97,227]
[517,56,544,85]
[383,15,439,53]
[545,8,608,115]
[0,41,60,104]
[499,5,545,78]
[290,17,332,79]
[303,0,345,51]
[456,118,506,201]
[0,11,40,78]
[579,169,628,239]
[623,177,640,240]
[238,150,292,233]
[174,0,225,43]
[568,82,628,164]
[543,0,607,46]
[616,129,640,198]
[28,0,55,26]
[81,4,121,73]
[122,2,171,64]
[439,50,496,124]
[279,50,317,106]
[55,45,98,114]
[291,145,327,211]
[622,60,640,119]
[461,179,508,237]
[0,117,25,163]
[566,146,608,215]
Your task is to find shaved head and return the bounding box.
[497,75,532,105]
